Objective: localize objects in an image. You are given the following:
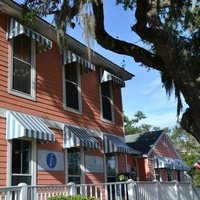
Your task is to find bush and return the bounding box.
[48,195,98,200]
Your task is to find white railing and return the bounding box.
[0,183,24,200]
[0,180,199,200]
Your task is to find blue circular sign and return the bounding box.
[46,153,57,169]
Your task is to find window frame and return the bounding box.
[66,148,84,184]
[105,153,118,182]
[100,76,114,123]
[7,139,37,186]
[155,169,161,181]
[8,36,36,100]
[63,62,82,114]
[167,169,172,181]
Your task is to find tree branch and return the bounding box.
[92,0,164,71]
[132,0,167,43]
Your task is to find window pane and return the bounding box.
[106,154,116,177]
[13,35,31,64]
[68,176,81,184]
[68,148,81,175]
[12,140,22,173]
[167,170,172,181]
[102,97,112,121]
[65,64,77,83]
[12,175,31,186]
[22,141,32,174]
[101,82,111,97]
[155,169,160,181]
[12,140,32,174]
[65,81,79,110]
[13,58,31,94]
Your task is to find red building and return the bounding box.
[0,0,140,187]
[126,130,190,181]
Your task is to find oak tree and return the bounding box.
[20,0,200,143]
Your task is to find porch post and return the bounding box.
[68,182,77,196]
[174,181,180,200]
[18,183,27,200]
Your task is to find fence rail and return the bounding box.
[0,180,199,200]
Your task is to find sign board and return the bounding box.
[85,155,104,173]
[38,150,64,171]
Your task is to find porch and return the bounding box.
[0,180,199,200]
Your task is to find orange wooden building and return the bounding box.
[0,0,141,187]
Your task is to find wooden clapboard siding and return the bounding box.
[0,10,124,137]
[150,134,179,159]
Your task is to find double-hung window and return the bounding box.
[106,154,117,182]
[10,35,35,99]
[101,81,114,122]
[12,139,32,185]
[167,169,172,181]
[67,148,82,184]
[64,63,81,112]
[155,169,161,181]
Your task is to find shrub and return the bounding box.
[48,195,98,200]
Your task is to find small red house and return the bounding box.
[125,130,190,181]
[0,0,140,187]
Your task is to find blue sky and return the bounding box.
[67,1,179,129]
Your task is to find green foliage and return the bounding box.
[169,125,200,187]
[48,195,98,200]
[124,111,167,135]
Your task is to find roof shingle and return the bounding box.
[125,130,164,155]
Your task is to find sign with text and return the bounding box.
[38,150,64,171]
[85,155,104,173]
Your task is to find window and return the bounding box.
[68,148,81,184]
[64,63,81,112]
[106,154,117,182]
[177,170,181,181]
[155,169,161,181]
[12,139,32,185]
[167,169,172,181]
[101,81,113,122]
[10,35,35,98]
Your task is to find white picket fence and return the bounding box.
[0,180,199,200]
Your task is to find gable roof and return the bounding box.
[125,130,164,155]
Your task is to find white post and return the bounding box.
[189,183,194,200]
[68,182,77,196]
[18,183,27,200]
[173,181,180,200]
[127,179,136,200]
[155,181,160,200]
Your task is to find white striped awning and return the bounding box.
[63,50,95,72]
[168,157,182,170]
[153,156,172,169]
[63,125,100,149]
[103,134,141,154]
[101,70,125,87]
[153,156,183,170]
[8,18,52,53]
[6,111,55,143]
[176,159,190,171]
